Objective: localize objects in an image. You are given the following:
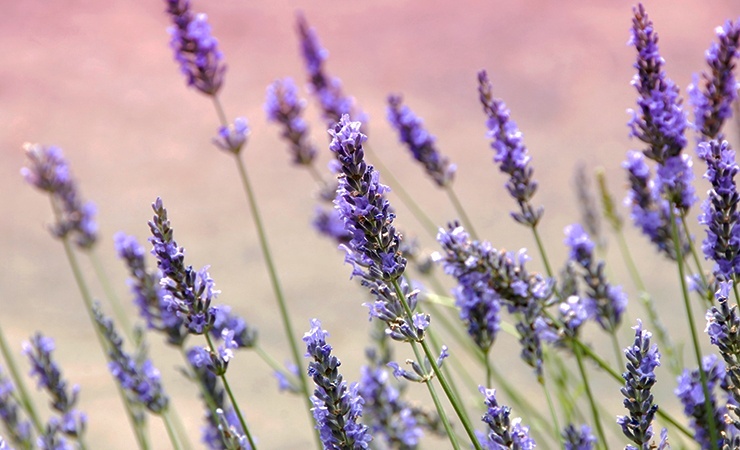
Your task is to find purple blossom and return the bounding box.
[623,150,688,259]
[212,117,249,155]
[296,14,364,127]
[675,354,727,449]
[689,19,740,140]
[303,319,371,449]
[386,94,456,187]
[564,223,627,332]
[617,321,660,449]
[628,4,688,164]
[210,305,257,350]
[23,334,86,440]
[706,281,740,407]
[479,387,536,450]
[562,424,596,450]
[165,0,226,96]
[0,367,33,448]
[312,207,352,245]
[115,232,188,345]
[654,154,696,213]
[21,143,97,249]
[149,197,218,336]
[214,408,251,449]
[265,78,318,165]
[93,305,169,414]
[478,70,542,226]
[697,140,740,280]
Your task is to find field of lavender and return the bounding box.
[3,0,740,449]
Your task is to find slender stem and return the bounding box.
[531,225,554,278]
[571,338,607,450]
[306,163,329,188]
[681,215,708,290]
[0,322,43,433]
[445,185,478,240]
[254,344,299,386]
[670,210,719,448]
[60,237,150,450]
[540,379,564,450]
[204,333,258,450]
[610,332,623,369]
[424,327,463,403]
[161,410,182,450]
[164,401,194,450]
[88,249,134,341]
[211,95,319,446]
[391,279,482,450]
[364,143,439,238]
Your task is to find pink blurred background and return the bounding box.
[2,0,739,448]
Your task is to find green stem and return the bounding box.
[211,95,319,446]
[391,279,482,450]
[670,210,719,448]
[610,332,623,369]
[364,143,439,238]
[540,379,564,450]
[531,225,554,278]
[0,322,43,433]
[60,237,150,450]
[445,185,478,240]
[88,249,134,341]
[681,215,708,290]
[161,409,182,450]
[571,338,607,450]
[254,344,300,387]
[204,334,258,450]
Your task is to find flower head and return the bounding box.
[265,78,317,165]
[21,143,97,249]
[479,387,536,449]
[386,94,456,187]
[478,70,542,226]
[0,367,34,448]
[212,117,249,155]
[675,354,727,449]
[562,424,596,450]
[166,0,226,95]
[689,19,740,140]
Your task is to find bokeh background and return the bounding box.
[3,0,740,448]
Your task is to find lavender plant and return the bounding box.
[10,1,740,449]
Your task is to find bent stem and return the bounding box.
[391,279,482,450]
[670,210,719,448]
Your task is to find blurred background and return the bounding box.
[2,0,739,448]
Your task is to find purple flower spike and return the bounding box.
[0,367,34,448]
[22,143,98,249]
[564,224,627,332]
[23,334,87,440]
[562,424,596,450]
[477,70,542,227]
[675,354,727,449]
[213,117,249,155]
[296,14,364,127]
[628,4,688,164]
[94,305,169,414]
[698,140,740,280]
[386,95,456,187]
[706,281,740,410]
[617,321,660,449]
[689,19,740,141]
[479,387,536,450]
[166,0,226,96]
[304,319,371,449]
[265,78,317,165]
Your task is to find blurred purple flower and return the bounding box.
[265,78,317,165]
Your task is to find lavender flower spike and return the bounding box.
[166,0,226,96]
[689,19,740,141]
[265,78,318,165]
[562,424,596,450]
[675,354,727,449]
[477,70,542,226]
[304,319,371,449]
[628,4,688,164]
[698,140,740,280]
[297,14,363,127]
[93,304,169,414]
[0,367,33,448]
[387,95,456,187]
[617,320,660,449]
[23,334,86,439]
[479,387,536,449]
[212,117,249,155]
[21,143,98,249]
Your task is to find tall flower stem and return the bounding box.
[211,96,318,445]
[444,186,478,241]
[531,225,554,278]
[390,279,481,450]
[88,250,134,340]
[203,334,257,450]
[680,214,709,292]
[670,209,719,447]
[540,379,564,450]
[0,323,42,433]
[59,236,150,450]
[610,333,622,369]
[571,338,607,450]
[364,144,439,238]
[161,410,183,450]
